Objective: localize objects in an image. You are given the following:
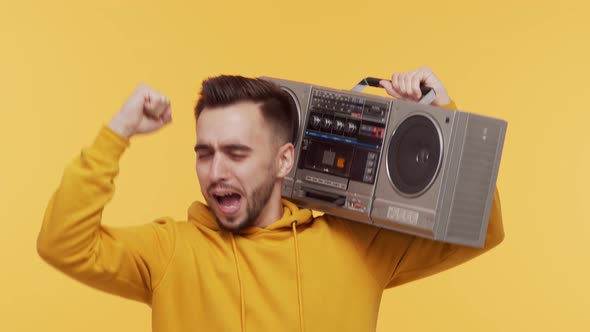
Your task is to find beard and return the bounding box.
[210,175,276,233]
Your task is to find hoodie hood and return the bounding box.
[187,198,313,234]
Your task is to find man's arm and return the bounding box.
[37,84,175,303]
[331,188,503,288]
[385,188,503,287]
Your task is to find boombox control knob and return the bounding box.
[322,117,333,130]
[345,122,358,134]
[335,119,345,132]
[310,115,322,129]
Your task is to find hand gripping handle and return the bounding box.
[351,77,436,105]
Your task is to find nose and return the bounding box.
[209,154,229,183]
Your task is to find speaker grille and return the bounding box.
[447,116,500,242]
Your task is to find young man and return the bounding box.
[37,67,504,332]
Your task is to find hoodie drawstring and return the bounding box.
[291,221,305,332]
[230,233,246,332]
[229,220,306,332]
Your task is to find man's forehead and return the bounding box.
[196,101,272,144]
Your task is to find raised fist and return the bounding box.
[108,83,173,139]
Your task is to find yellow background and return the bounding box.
[1,0,588,330]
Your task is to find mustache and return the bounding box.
[207,182,242,195]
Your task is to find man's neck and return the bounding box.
[254,186,284,229]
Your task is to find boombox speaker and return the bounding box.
[260,76,507,247]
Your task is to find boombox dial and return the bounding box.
[345,121,358,135]
[334,119,345,133]
[322,117,333,130]
[310,114,322,129]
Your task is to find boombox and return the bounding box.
[260,76,507,247]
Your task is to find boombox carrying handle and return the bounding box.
[352,77,436,105]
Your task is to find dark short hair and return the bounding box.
[194,75,295,146]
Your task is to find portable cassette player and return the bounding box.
[260,76,507,247]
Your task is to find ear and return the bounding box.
[275,142,294,179]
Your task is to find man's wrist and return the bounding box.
[108,117,134,139]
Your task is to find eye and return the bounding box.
[196,150,212,160]
[229,152,247,161]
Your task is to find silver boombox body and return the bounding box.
[261,76,507,247]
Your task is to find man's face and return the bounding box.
[195,102,281,232]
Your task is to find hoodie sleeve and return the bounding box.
[385,188,504,288]
[36,126,176,304]
[335,188,504,289]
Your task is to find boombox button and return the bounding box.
[367,153,376,161]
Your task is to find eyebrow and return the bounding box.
[223,144,253,153]
[194,144,210,153]
[194,143,253,153]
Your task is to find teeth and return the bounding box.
[214,192,236,197]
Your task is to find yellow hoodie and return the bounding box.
[37,126,504,332]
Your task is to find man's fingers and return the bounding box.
[392,72,416,100]
[383,67,451,106]
[161,106,173,124]
[144,91,170,118]
[384,69,444,102]
[410,71,424,99]
[380,80,401,98]
[398,73,408,96]
[392,73,401,94]
[404,71,422,100]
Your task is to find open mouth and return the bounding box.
[212,192,242,216]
